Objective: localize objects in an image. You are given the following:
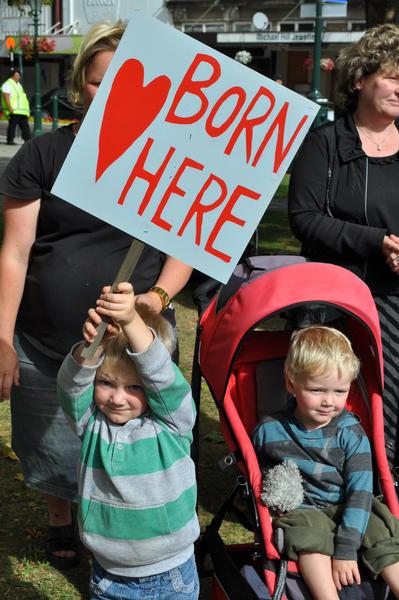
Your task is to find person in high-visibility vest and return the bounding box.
[1,67,31,145]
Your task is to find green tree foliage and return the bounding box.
[365,0,399,27]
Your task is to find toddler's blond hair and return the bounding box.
[285,326,360,384]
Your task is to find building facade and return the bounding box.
[0,0,171,107]
[0,0,367,112]
[166,0,367,100]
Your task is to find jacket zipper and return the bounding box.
[363,157,369,280]
[326,166,333,216]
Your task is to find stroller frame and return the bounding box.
[194,257,399,600]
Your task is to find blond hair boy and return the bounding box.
[253,326,399,599]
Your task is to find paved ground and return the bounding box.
[0,121,23,174]
[0,119,54,181]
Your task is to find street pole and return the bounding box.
[17,51,23,79]
[309,0,322,102]
[30,0,43,136]
[308,0,328,127]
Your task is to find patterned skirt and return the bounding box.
[374,295,399,482]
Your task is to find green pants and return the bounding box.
[274,497,399,577]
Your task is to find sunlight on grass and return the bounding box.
[274,173,290,199]
[258,210,300,255]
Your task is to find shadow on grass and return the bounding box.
[176,287,255,531]
[0,431,91,600]
[197,408,239,519]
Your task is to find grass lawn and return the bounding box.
[258,208,299,254]
[0,290,246,600]
[273,173,290,199]
[0,181,298,598]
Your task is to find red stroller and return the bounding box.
[195,256,399,600]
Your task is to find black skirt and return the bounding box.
[374,295,399,481]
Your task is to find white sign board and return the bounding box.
[52,12,318,283]
[300,3,348,18]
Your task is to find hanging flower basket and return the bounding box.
[20,35,56,60]
[303,57,335,71]
[303,57,313,71]
[234,50,252,65]
[320,57,335,71]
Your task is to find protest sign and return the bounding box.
[52,12,319,284]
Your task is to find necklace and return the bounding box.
[355,123,396,151]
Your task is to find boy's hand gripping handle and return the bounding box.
[80,239,145,359]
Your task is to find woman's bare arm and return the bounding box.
[0,197,40,399]
[136,256,193,313]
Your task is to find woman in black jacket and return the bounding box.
[288,24,399,484]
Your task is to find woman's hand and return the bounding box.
[135,291,163,314]
[135,257,192,315]
[332,558,361,590]
[382,235,399,273]
[0,339,19,401]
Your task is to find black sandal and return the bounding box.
[45,522,81,569]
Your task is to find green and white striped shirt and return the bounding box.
[57,335,199,576]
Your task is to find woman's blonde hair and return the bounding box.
[285,326,360,384]
[68,20,126,107]
[98,305,177,376]
[335,23,399,111]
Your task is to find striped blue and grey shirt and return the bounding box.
[253,399,373,560]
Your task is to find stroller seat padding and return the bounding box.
[256,359,287,420]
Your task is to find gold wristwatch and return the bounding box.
[149,286,171,312]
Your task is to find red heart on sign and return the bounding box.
[96,58,171,181]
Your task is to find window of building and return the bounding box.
[182,23,204,33]
[279,23,295,32]
[298,22,314,32]
[205,23,226,33]
[351,21,366,31]
[325,21,346,32]
[234,22,253,32]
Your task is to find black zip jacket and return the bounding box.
[288,112,399,294]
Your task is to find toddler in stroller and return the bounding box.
[253,325,399,599]
[197,257,399,600]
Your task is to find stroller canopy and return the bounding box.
[199,260,383,406]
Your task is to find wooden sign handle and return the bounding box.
[80,239,145,359]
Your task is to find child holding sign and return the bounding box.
[57,282,199,599]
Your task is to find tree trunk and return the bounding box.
[365,0,399,27]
